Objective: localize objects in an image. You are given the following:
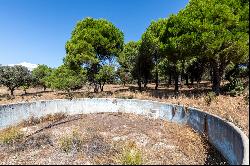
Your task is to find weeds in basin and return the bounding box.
[21,116,40,126]
[0,126,24,145]
[204,92,217,105]
[118,141,142,165]
[20,112,67,127]
[59,135,73,153]
[58,129,83,153]
[40,112,67,123]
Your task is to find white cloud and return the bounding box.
[7,62,38,71]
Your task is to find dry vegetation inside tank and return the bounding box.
[0,112,228,165]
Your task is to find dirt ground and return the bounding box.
[0,112,227,165]
[0,82,248,137]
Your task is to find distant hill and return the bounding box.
[7,62,38,71]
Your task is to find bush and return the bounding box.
[58,129,83,153]
[0,126,24,145]
[59,136,73,153]
[223,78,244,96]
[119,142,142,165]
[204,92,217,105]
[116,94,134,99]
[46,65,86,93]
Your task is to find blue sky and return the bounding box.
[0,0,189,68]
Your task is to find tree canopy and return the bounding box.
[0,65,32,95]
[64,17,124,92]
[45,65,86,93]
[32,64,53,91]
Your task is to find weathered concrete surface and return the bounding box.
[187,107,249,165]
[0,98,248,165]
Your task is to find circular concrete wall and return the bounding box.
[0,98,248,165]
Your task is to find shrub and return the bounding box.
[120,142,142,165]
[223,78,244,96]
[45,65,86,93]
[59,136,73,153]
[58,129,83,153]
[0,126,24,145]
[116,94,134,99]
[204,92,217,105]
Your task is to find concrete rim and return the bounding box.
[0,98,249,165]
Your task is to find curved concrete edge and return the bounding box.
[0,98,248,165]
[187,107,249,165]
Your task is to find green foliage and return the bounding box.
[223,78,244,96]
[0,126,24,145]
[204,92,217,105]
[59,137,72,153]
[225,64,249,81]
[95,65,116,91]
[64,17,124,92]
[118,41,140,85]
[32,64,53,91]
[182,0,249,93]
[0,65,33,95]
[120,142,142,165]
[46,65,86,92]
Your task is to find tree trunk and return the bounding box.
[212,73,220,95]
[174,68,179,94]
[212,59,228,95]
[94,83,99,93]
[92,63,99,93]
[144,81,147,88]
[138,79,142,92]
[100,82,105,92]
[210,67,213,83]
[9,88,14,96]
[168,74,172,85]
[191,76,194,85]
[185,75,189,85]
[155,69,159,90]
[174,75,179,94]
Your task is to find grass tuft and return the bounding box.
[119,141,142,165]
[0,126,24,145]
[58,129,83,153]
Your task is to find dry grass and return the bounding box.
[58,129,84,153]
[0,126,24,145]
[0,112,217,165]
[19,113,67,128]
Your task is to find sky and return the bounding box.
[0,0,189,68]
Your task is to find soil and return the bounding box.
[0,112,227,165]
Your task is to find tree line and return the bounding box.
[0,0,248,96]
